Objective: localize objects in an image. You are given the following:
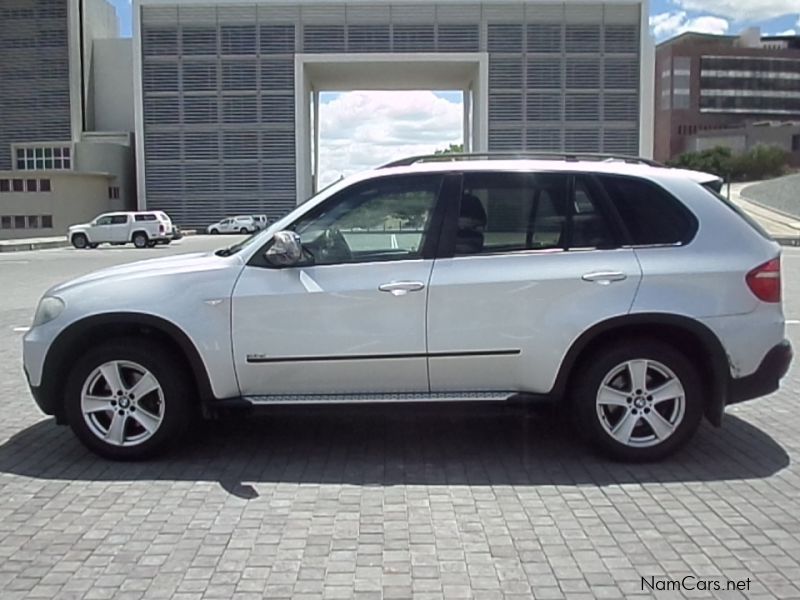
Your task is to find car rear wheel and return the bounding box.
[71,234,88,249]
[64,339,192,460]
[132,232,148,248]
[209,228,219,235]
[239,227,248,234]
[572,339,703,461]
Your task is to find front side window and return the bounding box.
[598,175,695,245]
[290,175,442,266]
[95,216,112,226]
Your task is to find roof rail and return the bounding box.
[379,152,665,169]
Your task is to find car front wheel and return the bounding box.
[572,339,703,461]
[71,234,88,249]
[64,339,192,460]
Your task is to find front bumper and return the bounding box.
[728,339,792,405]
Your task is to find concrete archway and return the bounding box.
[294,53,488,202]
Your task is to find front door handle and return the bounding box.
[581,271,627,284]
[378,281,425,296]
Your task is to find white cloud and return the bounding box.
[673,1,798,21]
[650,11,729,39]
[317,91,463,188]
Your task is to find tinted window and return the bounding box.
[135,214,157,221]
[599,176,695,245]
[457,172,569,255]
[291,175,442,265]
[95,216,112,225]
[110,215,128,225]
[456,172,616,254]
[571,178,616,249]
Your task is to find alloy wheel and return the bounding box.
[80,360,165,447]
[595,359,685,448]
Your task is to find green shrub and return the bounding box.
[668,145,788,181]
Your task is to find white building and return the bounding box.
[134,0,654,227]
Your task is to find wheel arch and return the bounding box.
[130,229,149,242]
[552,313,729,426]
[41,312,215,423]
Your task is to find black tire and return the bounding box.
[209,229,219,235]
[147,240,157,248]
[88,243,99,249]
[239,227,248,234]
[64,339,193,460]
[132,232,148,248]
[71,234,88,249]
[571,338,703,462]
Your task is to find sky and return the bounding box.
[107,0,800,183]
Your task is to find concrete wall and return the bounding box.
[82,0,121,131]
[0,172,117,240]
[76,133,136,209]
[91,39,135,132]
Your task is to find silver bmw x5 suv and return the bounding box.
[23,154,792,461]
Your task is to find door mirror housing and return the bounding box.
[265,230,303,267]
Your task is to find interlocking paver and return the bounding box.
[2,239,800,599]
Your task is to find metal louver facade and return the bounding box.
[137,2,644,227]
[0,0,72,170]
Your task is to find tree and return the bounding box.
[434,143,464,155]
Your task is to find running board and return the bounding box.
[241,391,514,405]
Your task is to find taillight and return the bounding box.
[159,224,165,233]
[746,257,781,303]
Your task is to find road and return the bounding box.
[1,237,799,599]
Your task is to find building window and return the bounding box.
[0,180,8,192]
[12,179,23,192]
[14,216,25,228]
[42,215,53,228]
[108,186,120,199]
[25,179,37,192]
[12,145,72,170]
[793,135,800,152]
[39,179,51,192]
[1,216,11,229]
[27,215,39,229]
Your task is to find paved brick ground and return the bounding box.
[1,239,800,599]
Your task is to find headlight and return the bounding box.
[32,296,65,327]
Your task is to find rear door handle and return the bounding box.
[378,281,425,296]
[581,271,627,284]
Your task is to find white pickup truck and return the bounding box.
[69,211,175,249]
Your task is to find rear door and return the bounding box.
[108,214,131,242]
[426,171,642,394]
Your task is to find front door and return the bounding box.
[427,171,642,394]
[231,173,448,396]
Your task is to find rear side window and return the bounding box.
[134,214,157,222]
[599,175,696,245]
[110,215,128,225]
[456,172,621,255]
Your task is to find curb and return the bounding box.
[739,190,800,225]
[774,236,800,247]
[0,239,70,253]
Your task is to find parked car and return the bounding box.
[206,216,258,235]
[252,215,269,230]
[68,211,175,249]
[25,154,791,461]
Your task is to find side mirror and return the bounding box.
[265,230,303,267]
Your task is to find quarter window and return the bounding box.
[291,175,442,265]
[598,175,695,245]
